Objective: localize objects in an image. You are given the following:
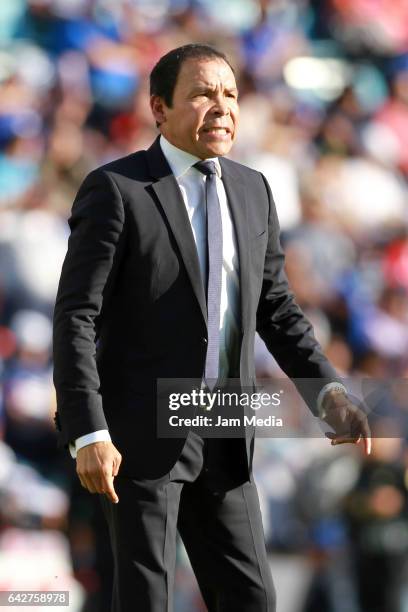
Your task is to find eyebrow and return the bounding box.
[189,84,238,94]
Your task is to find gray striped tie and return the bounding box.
[194,160,222,390]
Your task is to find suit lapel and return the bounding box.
[220,159,250,332]
[145,138,251,332]
[145,137,208,325]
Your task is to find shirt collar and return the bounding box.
[159,134,222,179]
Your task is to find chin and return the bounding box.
[203,142,232,158]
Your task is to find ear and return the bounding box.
[150,95,167,126]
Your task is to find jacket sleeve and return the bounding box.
[52,169,126,448]
[255,173,340,414]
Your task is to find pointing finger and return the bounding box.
[103,474,119,504]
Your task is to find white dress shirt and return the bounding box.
[69,135,241,458]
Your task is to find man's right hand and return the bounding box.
[76,441,122,503]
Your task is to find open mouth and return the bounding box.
[202,126,231,135]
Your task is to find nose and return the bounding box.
[211,93,230,116]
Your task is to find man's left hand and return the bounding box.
[321,389,371,455]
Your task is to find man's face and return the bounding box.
[150,57,239,159]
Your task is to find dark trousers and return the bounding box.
[100,431,276,612]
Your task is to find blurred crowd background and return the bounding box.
[1,0,408,610]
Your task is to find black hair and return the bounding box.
[150,43,234,110]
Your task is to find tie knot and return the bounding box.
[193,160,217,177]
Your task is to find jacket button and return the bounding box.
[202,337,208,345]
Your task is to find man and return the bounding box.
[53,44,370,611]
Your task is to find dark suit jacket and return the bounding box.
[52,136,338,478]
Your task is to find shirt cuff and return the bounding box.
[316,382,348,419]
[69,429,112,459]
